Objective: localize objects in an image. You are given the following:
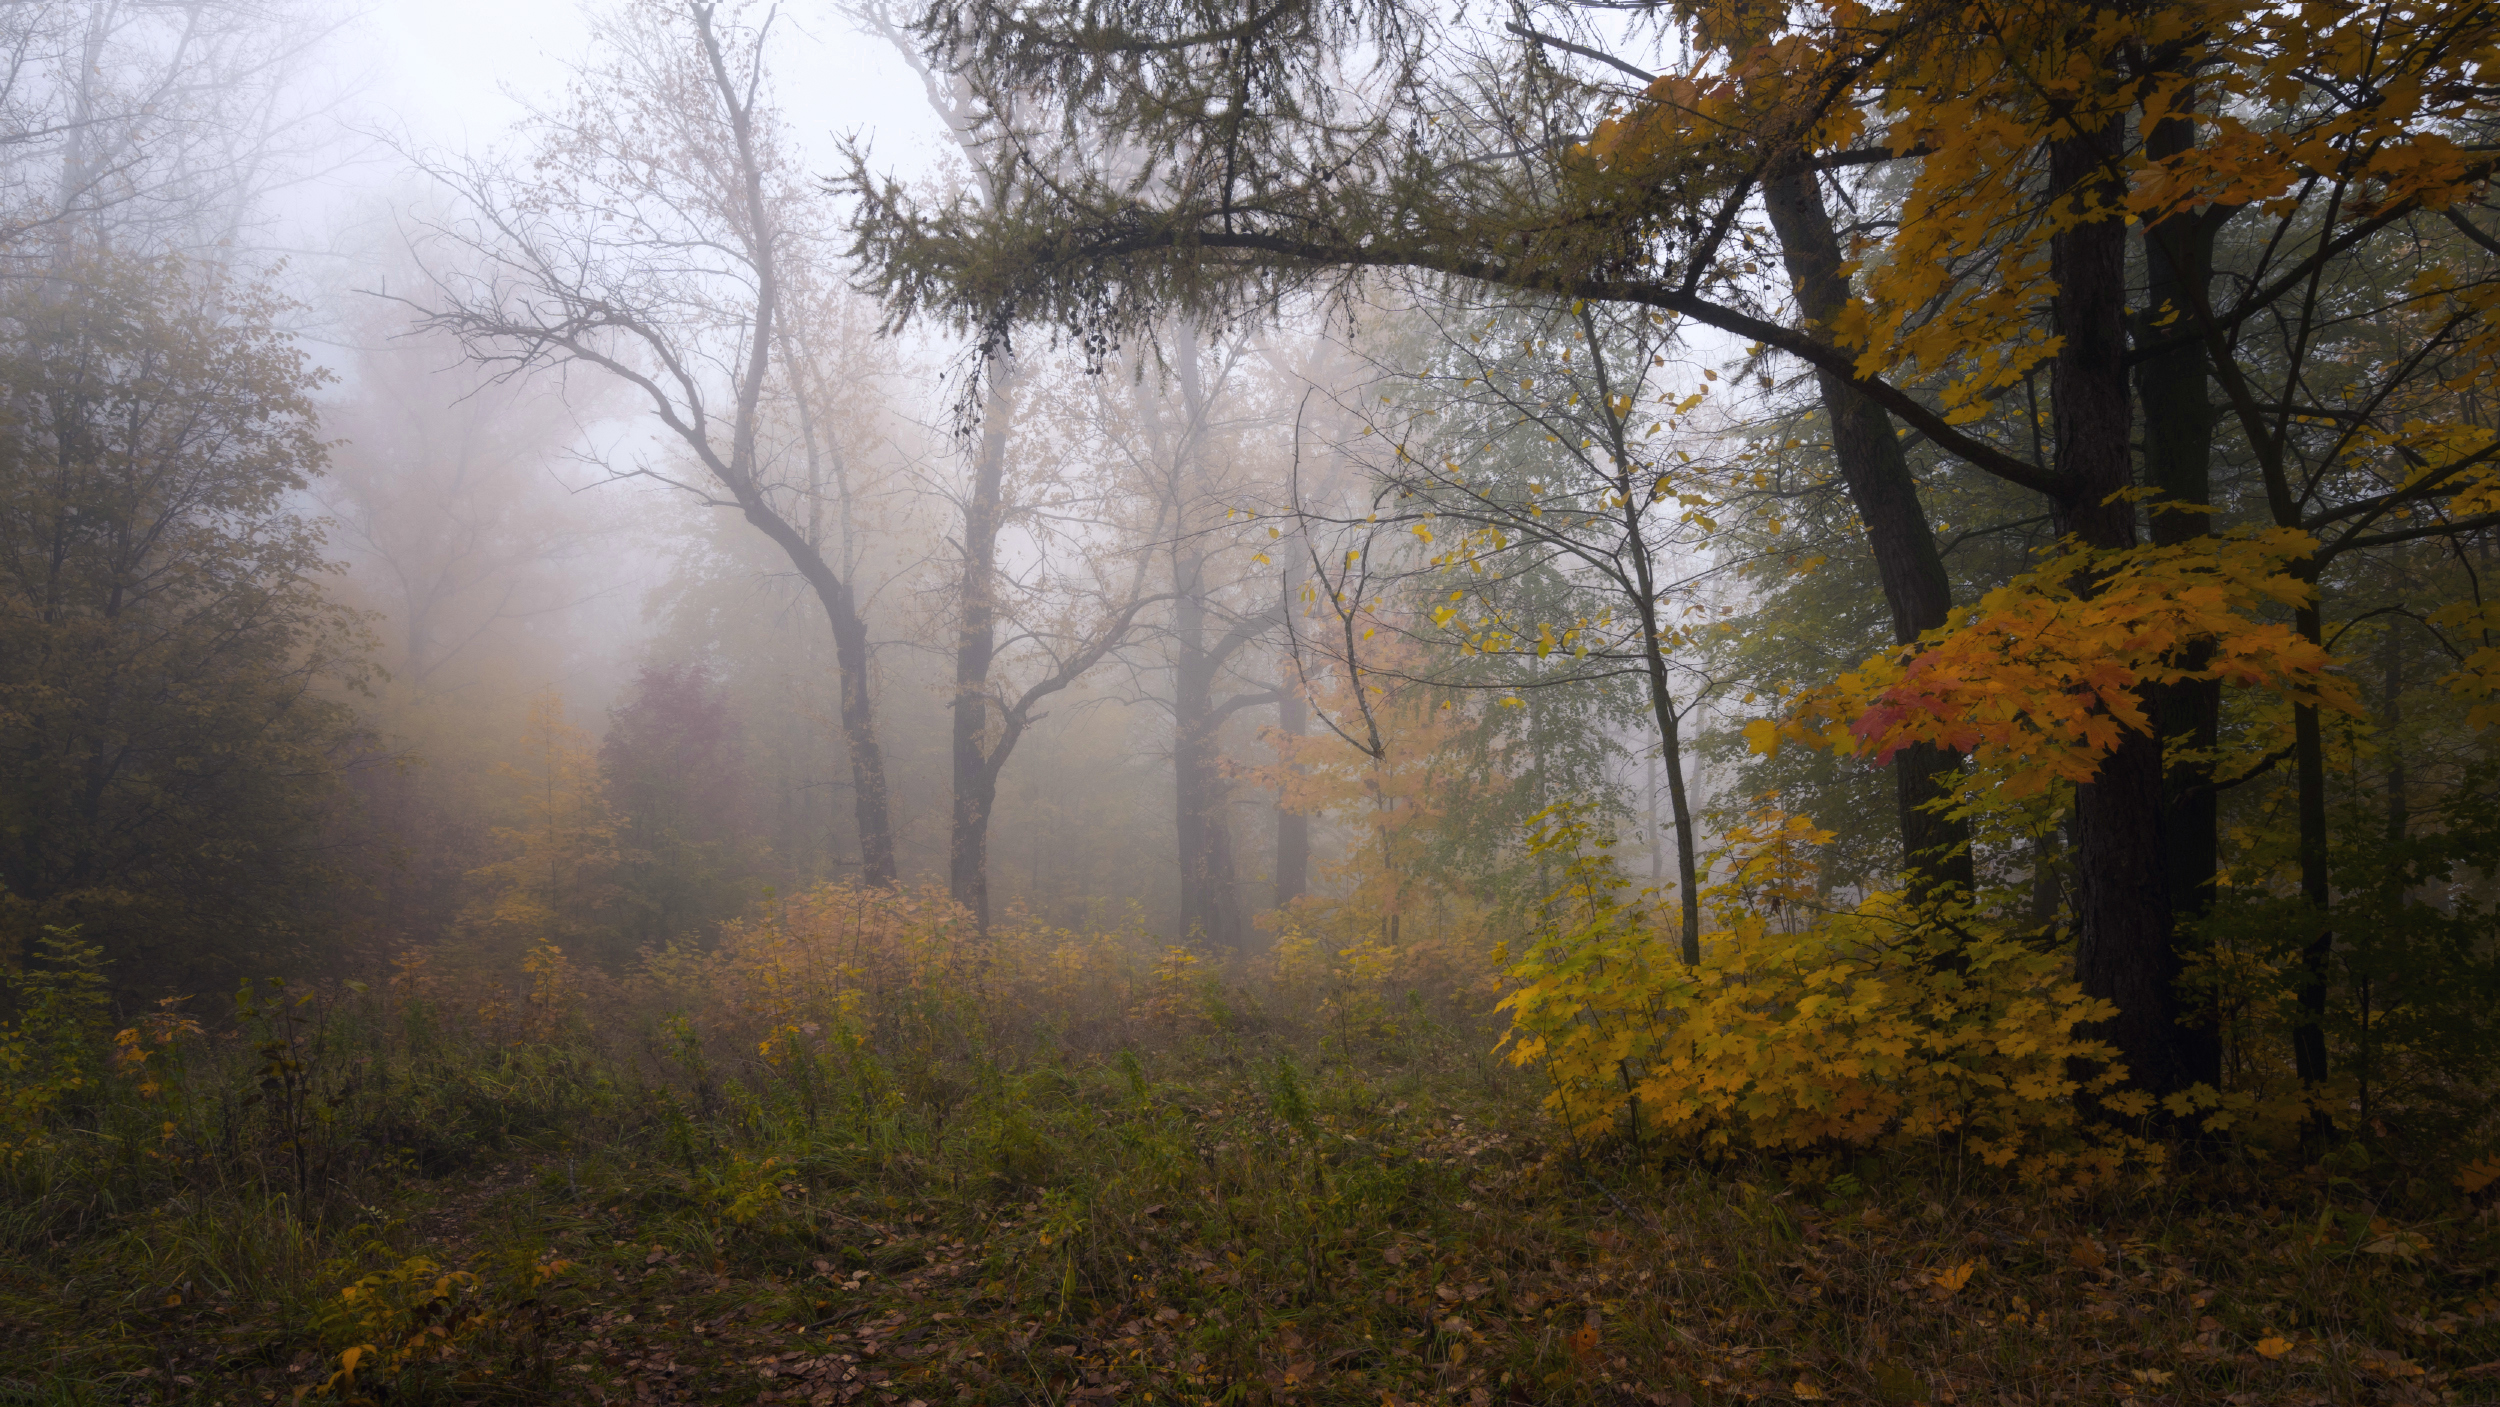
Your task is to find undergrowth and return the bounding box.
[0,895,2493,1407]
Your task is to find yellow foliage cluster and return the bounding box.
[1498,808,2159,1185]
[316,1249,570,1401]
[651,882,1226,1057]
[1750,531,2360,798]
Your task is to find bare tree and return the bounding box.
[1130,322,1282,951]
[855,2,1178,929]
[406,0,904,886]
[0,0,355,269]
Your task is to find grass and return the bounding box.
[1,939,2496,1407]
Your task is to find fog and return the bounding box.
[0,0,1743,992]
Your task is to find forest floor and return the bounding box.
[2,1005,2495,1407]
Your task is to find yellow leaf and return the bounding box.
[2255,1336,2293,1360]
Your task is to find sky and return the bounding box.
[354,0,948,161]
[292,0,955,264]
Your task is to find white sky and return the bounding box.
[285,0,954,264]
[354,0,947,162]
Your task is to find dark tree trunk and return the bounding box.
[1638,626,1703,966]
[2135,82,2226,1092]
[2383,635,2407,845]
[737,503,897,889]
[824,585,898,889]
[2291,603,2332,1086]
[2049,116,2187,1097]
[1762,168,1973,902]
[1174,578,1245,949]
[949,357,1016,929]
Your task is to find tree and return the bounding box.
[1340,294,1736,962]
[319,248,620,705]
[0,252,371,988]
[464,691,621,962]
[852,2,1170,931]
[0,0,354,269]
[848,0,2500,1101]
[1135,322,1285,950]
[601,662,759,958]
[414,0,906,886]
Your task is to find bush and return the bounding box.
[1499,807,2153,1184]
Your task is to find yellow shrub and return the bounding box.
[1499,807,2158,1186]
[316,1249,569,1399]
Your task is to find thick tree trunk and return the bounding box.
[2136,83,2226,1093]
[1762,168,1973,902]
[2049,117,2187,1097]
[949,356,1017,929]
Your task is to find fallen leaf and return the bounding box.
[1569,1323,1601,1362]
[2256,1336,2294,1360]
[1930,1261,1976,1298]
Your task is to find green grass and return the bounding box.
[1,969,2495,1406]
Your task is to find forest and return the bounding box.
[3,0,2499,1402]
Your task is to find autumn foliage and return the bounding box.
[1754,531,2362,795]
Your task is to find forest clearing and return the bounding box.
[3,910,2496,1407]
[5,0,2500,1402]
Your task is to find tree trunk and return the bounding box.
[2136,81,2226,1093]
[826,586,898,889]
[1174,578,1245,949]
[1761,168,1973,902]
[1625,573,1702,964]
[2384,634,2407,845]
[737,501,898,889]
[2049,115,2187,1097]
[949,354,1017,929]
[2291,602,2332,1086]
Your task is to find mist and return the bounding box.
[7,1,2496,1399]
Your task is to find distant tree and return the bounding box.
[413,0,907,887]
[0,253,372,990]
[463,692,621,963]
[601,662,760,956]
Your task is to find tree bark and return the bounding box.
[1761,167,1973,902]
[2291,603,2332,1086]
[2049,115,2187,1097]
[949,354,1017,928]
[2136,80,2226,1092]
[1638,626,1703,966]
[2130,74,2230,1089]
